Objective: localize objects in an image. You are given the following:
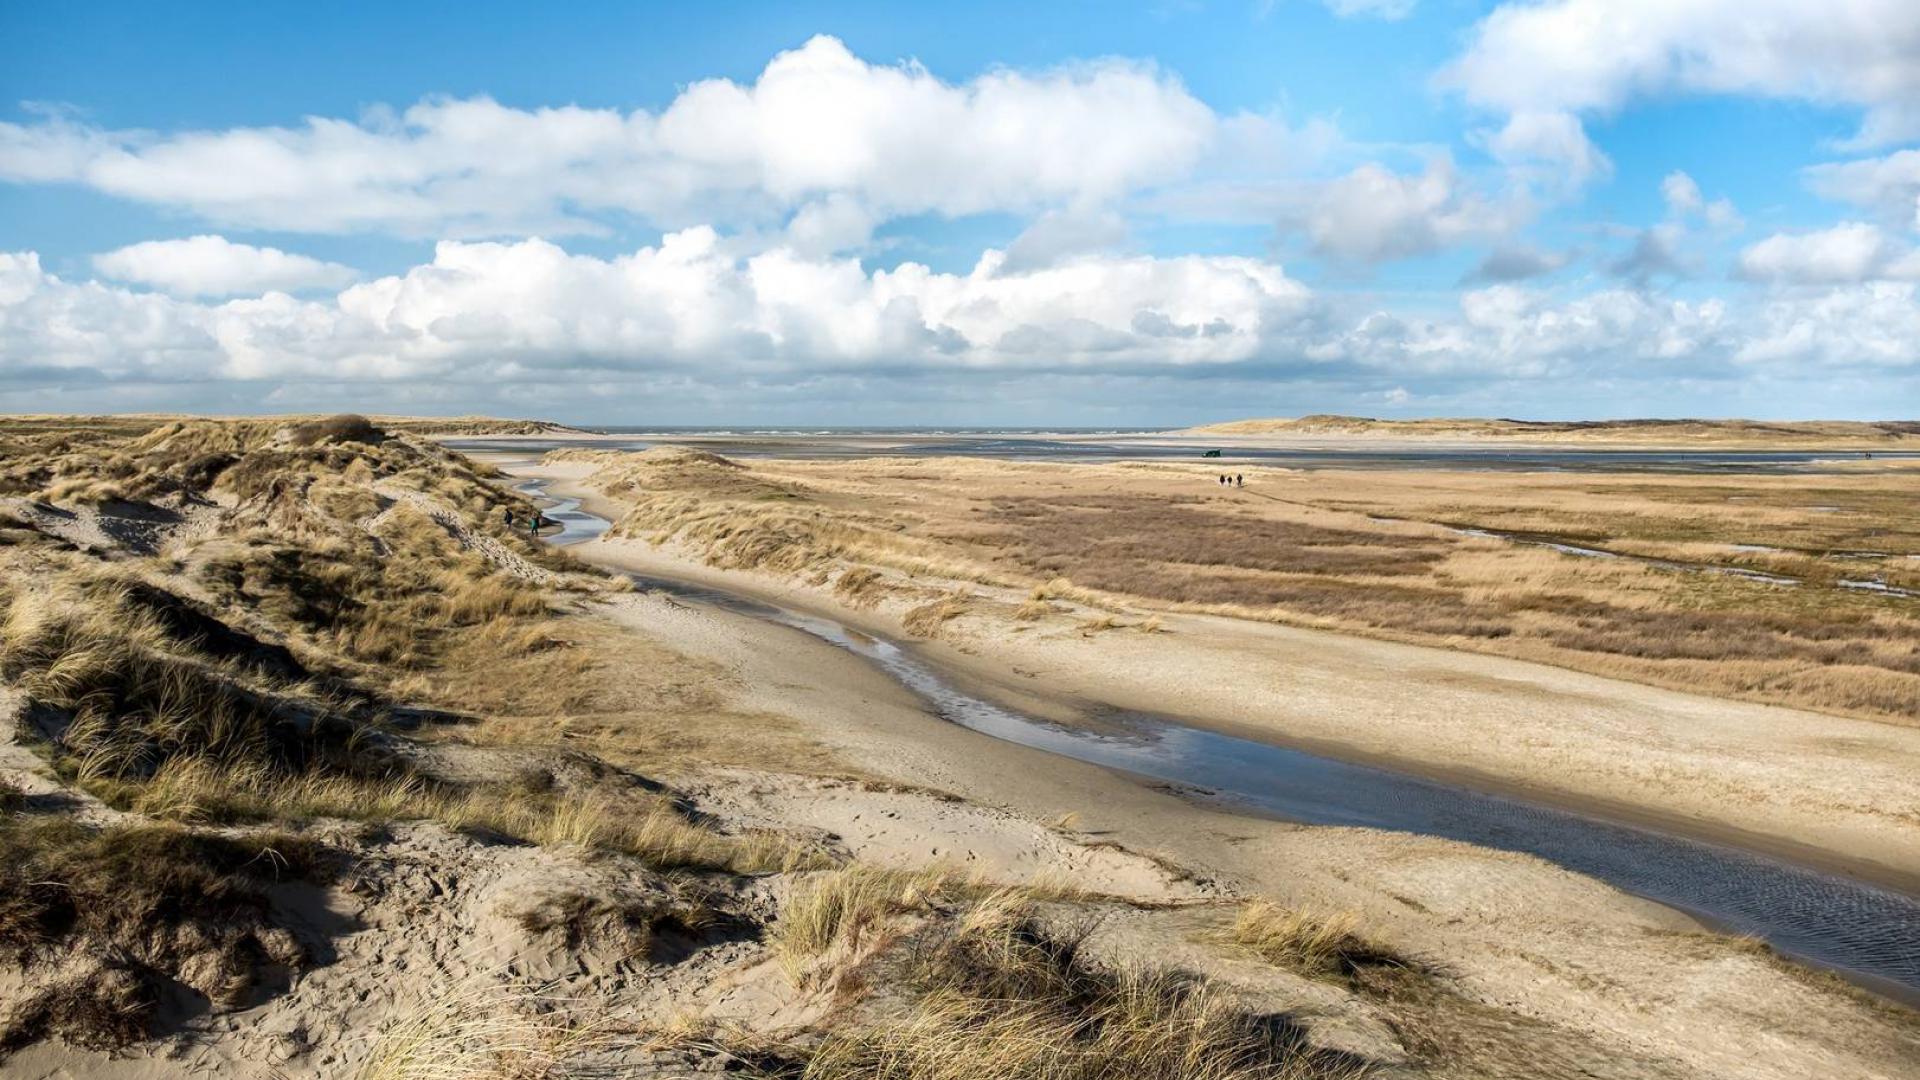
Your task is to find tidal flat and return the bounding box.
[0,414,1916,1079]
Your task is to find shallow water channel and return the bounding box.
[521,478,1920,1002]
[513,479,609,545]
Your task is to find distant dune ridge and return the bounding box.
[1183,414,1920,446]
[0,413,581,441]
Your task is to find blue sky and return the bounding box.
[3,0,1919,424]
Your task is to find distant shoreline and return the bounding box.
[1178,414,1920,449]
[435,424,1920,453]
[8,411,1915,451]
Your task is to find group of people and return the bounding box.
[1216,474,1243,487]
[503,507,544,537]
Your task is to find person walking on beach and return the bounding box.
[1236,474,1243,488]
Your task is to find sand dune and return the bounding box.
[1181,414,1920,447]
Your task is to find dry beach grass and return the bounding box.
[0,415,825,1057]
[0,413,1441,1079]
[1,415,1917,1079]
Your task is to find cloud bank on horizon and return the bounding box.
[4,2,1920,423]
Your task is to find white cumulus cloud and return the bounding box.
[1661,172,1703,216]
[7,233,1920,418]
[0,233,1314,388]
[1298,158,1517,264]
[1477,109,1611,188]
[1736,223,1920,284]
[1442,0,1920,182]
[1735,283,1920,368]
[93,235,358,297]
[0,36,1216,243]
[1659,171,1741,230]
[1804,150,1920,231]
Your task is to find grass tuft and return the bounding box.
[351,984,614,1080]
[1228,901,1405,981]
[0,817,324,1050]
[443,787,826,875]
[834,567,889,609]
[802,895,1350,1080]
[902,594,969,638]
[774,865,950,982]
[103,754,823,875]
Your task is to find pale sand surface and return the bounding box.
[518,457,1920,891]
[480,464,1920,1079]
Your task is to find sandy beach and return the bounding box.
[3,417,1915,1079]
[488,457,1920,1077]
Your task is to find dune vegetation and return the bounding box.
[0,414,1459,1078]
[0,415,834,1055]
[795,891,1366,1080]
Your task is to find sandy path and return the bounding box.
[370,483,565,585]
